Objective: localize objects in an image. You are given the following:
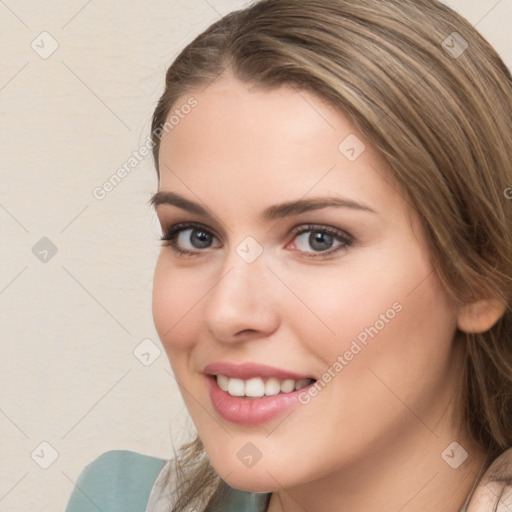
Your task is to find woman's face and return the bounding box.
[152,71,464,492]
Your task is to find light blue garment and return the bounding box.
[65,451,167,512]
[65,450,470,512]
[65,450,268,512]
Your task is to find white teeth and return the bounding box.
[217,375,229,392]
[265,378,281,396]
[245,377,265,397]
[295,379,310,391]
[280,379,295,393]
[227,378,245,397]
[216,375,313,397]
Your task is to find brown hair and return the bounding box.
[150,0,512,509]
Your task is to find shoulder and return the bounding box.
[65,450,167,512]
[466,447,512,512]
[146,459,270,512]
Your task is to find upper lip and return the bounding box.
[203,362,314,381]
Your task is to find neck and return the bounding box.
[266,424,487,512]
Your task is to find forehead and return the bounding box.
[156,72,401,219]
[161,75,346,160]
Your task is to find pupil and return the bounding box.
[310,231,333,251]
[191,230,211,248]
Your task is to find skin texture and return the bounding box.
[151,71,503,512]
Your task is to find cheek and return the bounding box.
[372,274,459,378]
[152,255,205,355]
[281,243,457,379]
[312,258,458,426]
[277,255,411,353]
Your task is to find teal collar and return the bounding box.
[206,484,270,511]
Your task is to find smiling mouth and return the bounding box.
[214,375,315,399]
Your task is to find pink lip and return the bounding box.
[203,362,313,380]
[207,377,315,425]
[203,362,316,425]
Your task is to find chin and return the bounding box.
[205,453,282,493]
[220,471,280,494]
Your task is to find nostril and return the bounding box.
[235,328,259,337]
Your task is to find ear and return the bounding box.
[457,296,507,333]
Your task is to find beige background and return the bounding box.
[0,0,510,510]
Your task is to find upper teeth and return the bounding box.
[216,375,313,397]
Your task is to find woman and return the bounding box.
[66,0,512,511]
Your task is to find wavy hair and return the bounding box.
[150,0,512,509]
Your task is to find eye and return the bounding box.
[290,225,352,257]
[160,222,352,258]
[160,223,221,255]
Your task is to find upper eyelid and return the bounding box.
[292,224,351,237]
[161,221,349,235]
[161,222,352,246]
[162,221,221,238]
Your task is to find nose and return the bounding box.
[202,252,280,344]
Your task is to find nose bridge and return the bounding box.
[208,247,266,314]
[203,245,279,341]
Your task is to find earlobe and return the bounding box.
[457,297,507,334]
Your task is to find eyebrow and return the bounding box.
[149,191,377,220]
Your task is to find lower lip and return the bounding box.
[207,376,314,425]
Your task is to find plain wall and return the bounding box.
[0,0,510,510]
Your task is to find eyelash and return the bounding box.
[159,222,353,259]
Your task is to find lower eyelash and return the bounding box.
[169,244,195,256]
